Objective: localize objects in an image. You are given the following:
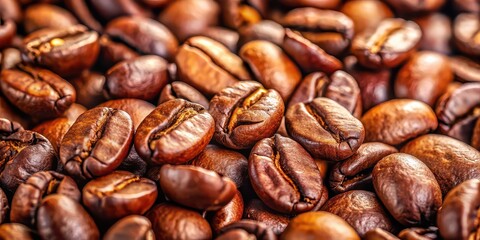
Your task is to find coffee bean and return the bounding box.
[159,81,209,110]
[0,117,23,137]
[88,0,150,22]
[23,4,78,33]
[473,118,480,150]
[398,227,440,240]
[238,20,285,47]
[454,0,480,13]
[218,220,277,240]
[450,56,480,83]
[364,228,399,240]
[244,198,290,235]
[32,118,72,154]
[383,0,445,14]
[103,215,155,240]
[340,0,393,35]
[0,223,35,240]
[70,71,106,109]
[279,0,340,9]
[0,16,16,49]
[454,13,480,56]
[64,0,103,32]
[1,48,22,70]
[0,187,8,224]
[97,35,140,70]
[220,0,264,29]
[98,98,155,130]
[210,190,244,234]
[414,13,452,55]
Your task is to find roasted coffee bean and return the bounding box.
[238,20,285,47]
[383,0,445,14]
[0,0,21,23]
[286,97,365,161]
[249,134,324,214]
[135,99,214,165]
[158,0,220,42]
[0,188,8,224]
[394,51,453,106]
[454,13,480,56]
[288,71,362,118]
[23,4,78,33]
[64,0,103,32]
[244,198,290,235]
[0,130,55,192]
[450,56,480,82]
[281,211,360,240]
[104,55,169,101]
[158,81,209,110]
[414,13,452,55]
[1,65,76,120]
[454,0,480,13]
[60,107,134,182]
[200,27,239,52]
[279,0,340,9]
[281,8,354,56]
[141,0,173,8]
[1,48,22,70]
[176,36,251,97]
[105,16,178,61]
[329,142,398,193]
[473,119,480,150]
[240,40,301,101]
[98,98,155,130]
[217,220,277,240]
[87,0,151,21]
[33,118,72,154]
[190,144,248,188]
[0,118,22,137]
[98,35,140,69]
[10,171,80,227]
[361,99,437,146]
[364,228,399,240]
[104,215,155,240]
[210,190,244,234]
[82,171,157,222]
[21,25,99,77]
[402,134,480,195]
[209,81,284,149]
[322,190,395,237]
[159,164,236,210]
[146,203,212,240]
[436,83,480,143]
[340,0,394,36]
[372,153,442,226]
[282,29,343,75]
[398,227,439,240]
[351,18,422,69]
[0,17,16,49]
[36,194,99,240]
[70,71,106,109]
[437,179,480,240]
[0,223,35,240]
[220,0,264,29]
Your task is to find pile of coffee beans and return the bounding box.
[0,0,479,239]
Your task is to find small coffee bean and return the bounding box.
[158,81,209,110]
[244,198,290,235]
[210,190,244,234]
[104,215,155,240]
[453,13,480,56]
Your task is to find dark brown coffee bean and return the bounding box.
[450,56,480,83]
[288,71,362,118]
[414,13,452,55]
[454,13,480,56]
[176,36,251,97]
[249,134,324,214]
[37,194,99,240]
[364,228,399,240]
[395,51,453,106]
[244,198,290,235]
[159,164,236,210]
[159,81,209,110]
[383,0,445,14]
[87,0,151,22]
[209,81,284,149]
[82,171,157,221]
[98,35,140,70]
[240,40,301,101]
[60,107,134,182]
[104,215,155,240]
[281,8,354,56]
[437,179,480,240]
[32,118,72,154]
[238,20,285,47]
[210,190,244,234]
[70,71,106,109]
[279,0,340,9]
[372,153,442,226]
[200,27,239,53]
[10,171,80,227]
[361,99,437,146]
[146,203,212,240]
[190,144,248,188]
[281,211,360,240]
[220,0,264,29]
[340,0,394,36]
[1,65,76,120]
[321,190,395,238]
[23,4,78,33]
[104,55,169,101]
[286,97,365,161]
[218,220,277,240]
[329,142,398,193]
[398,227,439,240]
[0,130,55,192]
[22,25,100,77]
[0,187,8,224]
[0,223,35,240]
[473,118,480,150]
[98,98,155,130]
[351,18,422,69]
[105,16,178,61]
[401,134,480,195]
[135,99,214,165]
[0,118,23,137]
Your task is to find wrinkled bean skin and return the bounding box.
[159,165,236,211]
[401,134,480,195]
[135,99,214,165]
[0,118,23,137]
[210,190,244,234]
[0,223,35,240]
[244,198,290,235]
[158,81,209,110]
[103,215,155,240]
[361,99,437,146]
[372,153,442,226]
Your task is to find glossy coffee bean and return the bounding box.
[217,220,277,240]
[450,56,480,83]
[279,0,340,9]
[281,211,360,240]
[10,171,80,227]
[200,27,239,52]
[160,165,236,210]
[249,134,324,214]
[340,0,393,36]
[209,81,284,149]
[244,198,290,235]
[60,107,134,181]
[1,65,76,119]
[402,134,480,195]
[32,118,72,154]
[454,13,480,56]
[135,99,214,165]
[146,203,212,240]
[0,130,55,192]
[0,187,8,224]
[159,81,209,110]
[0,223,35,240]
[64,0,103,32]
[437,179,480,240]
[176,36,250,97]
[238,20,285,47]
[70,71,106,109]
[21,25,99,77]
[383,0,445,14]
[98,98,155,130]
[104,215,155,240]
[0,0,21,23]
[220,0,263,30]
[398,226,439,240]
[322,190,394,237]
[240,40,301,101]
[329,142,398,193]
[395,51,453,106]
[361,99,437,146]
[286,97,365,161]
[104,55,169,101]
[0,117,23,137]
[97,34,140,70]
[373,153,442,226]
[36,194,99,240]
[414,13,452,55]
[351,18,422,69]
[82,171,157,221]
[364,228,399,240]
[210,190,244,234]
[23,4,78,33]
[190,144,248,188]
